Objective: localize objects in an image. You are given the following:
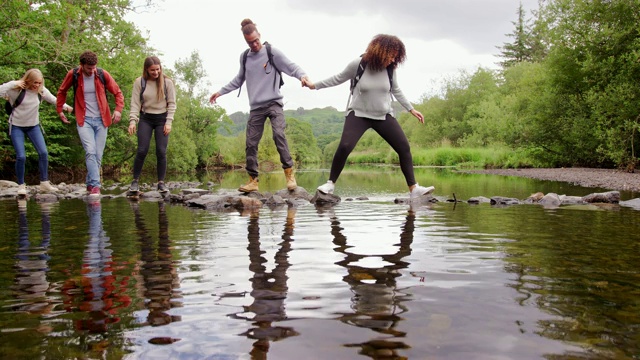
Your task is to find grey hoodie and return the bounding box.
[218,44,307,110]
[314,57,414,120]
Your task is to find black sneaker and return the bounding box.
[129,179,139,192]
[157,181,168,193]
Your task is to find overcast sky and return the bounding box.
[127,0,540,114]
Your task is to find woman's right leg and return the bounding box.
[328,112,371,182]
[133,119,154,179]
[24,125,49,182]
[10,126,28,184]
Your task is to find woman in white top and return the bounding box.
[0,69,73,195]
[305,34,434,198]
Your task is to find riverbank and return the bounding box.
[463,167,640,193]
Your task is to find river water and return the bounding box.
[0,167,638,359]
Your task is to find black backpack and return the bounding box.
[237,41,283,97]
[5,89,42,116]
[350,56,394,94]
[140,76,168,113]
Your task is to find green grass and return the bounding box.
[344,145,544,169]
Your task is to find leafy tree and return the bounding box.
[172,50,226,169]
[0,0,152,176]
[285,117,322,163]
[538,0,640,168]
[498,2,547,68]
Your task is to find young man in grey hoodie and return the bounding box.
[210,18,310,193]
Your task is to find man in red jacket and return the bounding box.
[57,51,124,197]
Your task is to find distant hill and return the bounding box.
[218,103,407,150]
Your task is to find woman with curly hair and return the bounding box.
[305,34,434,198]
[0,69,73,195]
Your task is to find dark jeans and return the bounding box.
[328,111,416,187]
[245,103,293,178]
[133,113,169,181]
[10,125,49,184]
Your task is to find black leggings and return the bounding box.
[328,111,416,187]
[133,112,169,181]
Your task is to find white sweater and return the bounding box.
[0,81,70,127]
[314,57,414,120]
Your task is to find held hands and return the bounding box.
[410,109,425,124]
[301,76,315,89]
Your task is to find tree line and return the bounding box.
[2,0,638,181]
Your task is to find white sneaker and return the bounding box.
[17,183,27,195]
[317,180,335,194]
[39,181,59,193]
[410,184,435,199]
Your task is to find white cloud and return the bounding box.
[127,0,539,114]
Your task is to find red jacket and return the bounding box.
[56,67,124,127]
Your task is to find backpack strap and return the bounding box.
[237,48,251,97]
[7,89,43,135]
[12,89,27,109]
[350,56,367,94]
[236,42,283,97]
[73,67,108,103]
[350,56,394,94]
[140,77,169,113]
[7,89,40,113]
[264,42,284,90]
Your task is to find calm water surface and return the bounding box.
[0,167,639,359]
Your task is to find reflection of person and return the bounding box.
[209,18,310,193]
[127,56,177,194]
[11,201,54,314]
[61,200,131,333]
[323,206,415,358]
[305,34,434,198]
[230,209,298,357]
[56,50,125,198]
[132,201,182,327]
[0,69,73,195]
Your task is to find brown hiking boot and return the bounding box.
[284,167,297,191]
[239,176,259,192]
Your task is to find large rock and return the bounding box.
[311,191,341,205]
[582,191,620,203]
[490,196,521,205]
[185,194,263,212]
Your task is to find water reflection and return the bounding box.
[321,205,414,359]
[11,200,54,315]
[61,200,131,333]
[131,201,182,329]
[230,208,299,358]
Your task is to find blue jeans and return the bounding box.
[77,117,108,188]
[10,125,49,184]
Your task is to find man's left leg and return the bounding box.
[268,104,296,190]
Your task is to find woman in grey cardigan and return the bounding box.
[0,69,73,195]
[305,34,434,198]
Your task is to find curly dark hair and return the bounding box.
[362,34,406,71]
[79,50,98,65]
[240,18,259,35]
